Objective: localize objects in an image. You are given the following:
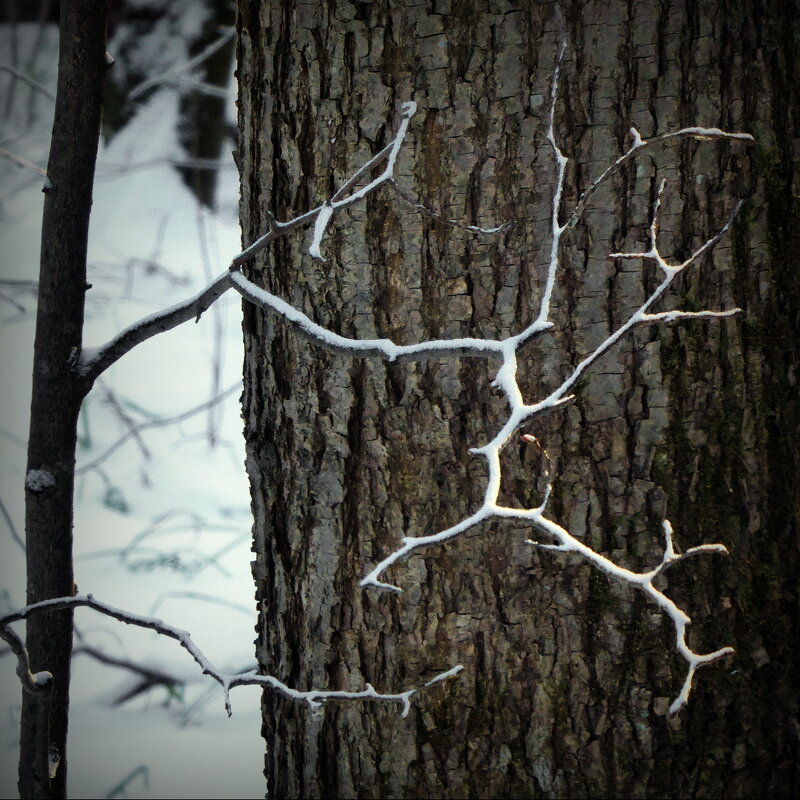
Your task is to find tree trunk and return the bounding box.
[19,3,106,797]
[237,1,798,797]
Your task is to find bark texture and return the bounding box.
[20,2,106,797]
[237,1,799,797]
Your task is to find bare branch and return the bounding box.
[81,100,512,390]
[331,142,394,202]
[388,179,512,235]
[71,642,184,706]
[0,288,27,313]
[0,145,50,186]
[229,206,320,268]
[75,383,240,474]
[0,493,24,551]
[0,624,54,785]
[640,309,741,324]
[361,509,494,592]
[1,595,463,718]
[127,28,236,100]
[360,183,743,588]
[0,64,55,100]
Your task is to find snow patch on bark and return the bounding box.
[25,469,56,492]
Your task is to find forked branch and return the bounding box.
[357,37,751,714]
[35,35,754,721]
[78,101,510,385]
[0,595,463,718]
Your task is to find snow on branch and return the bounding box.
[67,47,754,717]
[357,36,752,713]
[77,271,234,383]
[230,101,420,268]
[229,270,504,362]
[0,596,462,718]
[524,516,733,716]
[0,622,52,696]
[565,127,754,231]
[79,101,510,386]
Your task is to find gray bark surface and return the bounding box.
[237,1,799,797]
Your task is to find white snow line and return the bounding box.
[0,595,463,718]
[230,270,504,362]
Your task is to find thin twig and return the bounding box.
[1,595,463,717]
[0,64,55,100]
[388,180,512,235]
[128,28,236,101]
[76,383,240,474]
[0,493,24,551]
[0,145,49,185]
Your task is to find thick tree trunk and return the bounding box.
[237,1,798,797]
[19,3,106,797]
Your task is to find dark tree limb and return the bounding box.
[20,2,107,797]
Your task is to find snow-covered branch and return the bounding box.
[229,270,504,362]
[356,38,751,713]
[79,101,509,384]
[230,100,421,267]
[0,624,55,786]
[524,516,733,716]
[565,126,754,231]
[0,622,52,696]
[0,596,462,718]
[77,271,234,383]
[68,46,753,718]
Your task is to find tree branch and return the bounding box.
[1,595,463,718]
[229,270,504,361]
[76,271,234,384]
[76,383,240,474]
[356,45,748,716]
[565,126,754,231]
[60,50,752,727]
[0,63,56,101]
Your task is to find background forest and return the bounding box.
[0,2,263,797]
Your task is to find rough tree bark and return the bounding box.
[237,1,798,797]
[19,2,106,797]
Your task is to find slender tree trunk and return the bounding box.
[237,1,798,796]
[19,3,106,797]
